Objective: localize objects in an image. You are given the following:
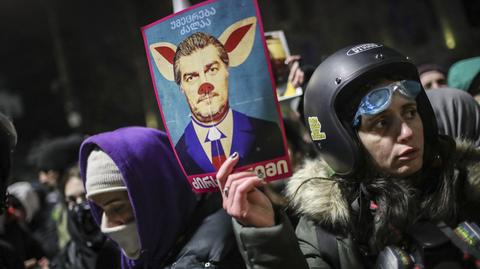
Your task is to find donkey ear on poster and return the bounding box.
[149,42,177,82]
[218,16,257,67]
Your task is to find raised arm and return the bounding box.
[216,153,309,269]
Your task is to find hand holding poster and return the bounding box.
[142,0,291,192]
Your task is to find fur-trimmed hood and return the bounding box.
[286,139,480,228]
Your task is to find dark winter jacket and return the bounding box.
[29,183,63,259]
[0,239,24,269]
[164,193,246,269]
[427,87,480,147]
[50,200,121,269]
[1,218,46,263]
[235,139,480,268]
[50,238,120,269]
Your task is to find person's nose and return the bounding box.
[397,121,414,143]
[39,173,48,182]
[198,82,214,95]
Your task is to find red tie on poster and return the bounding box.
[205,127,227,170]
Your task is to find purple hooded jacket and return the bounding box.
[79,127,198,268]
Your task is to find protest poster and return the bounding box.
[265,30,303,102]
[142,0,292,192]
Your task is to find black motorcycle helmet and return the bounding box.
[0,112,17,213]
[304,43,438,178]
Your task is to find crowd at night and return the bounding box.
[1,0,480,268]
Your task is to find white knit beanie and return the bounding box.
[85,149,127,199]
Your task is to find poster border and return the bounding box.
[141,0,292,192]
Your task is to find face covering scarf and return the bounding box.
[101,213,141,260]
[67,201,104,247]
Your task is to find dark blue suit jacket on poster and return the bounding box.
[175,110,285,175]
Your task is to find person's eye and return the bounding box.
[113,205,126,214]
[105,203,127,215]
[207,65,219,74]
[184,73,198,83]
[425,82,432,89]
[404,108,418,120]
[372,118,389,130]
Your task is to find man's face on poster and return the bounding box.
[178,44,230,123]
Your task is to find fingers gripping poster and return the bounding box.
[142,0,292,192]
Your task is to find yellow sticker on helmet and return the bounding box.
[308,117,326,141]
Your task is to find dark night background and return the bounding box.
[1,0,479,179]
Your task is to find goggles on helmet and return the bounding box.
[352,80,422,127]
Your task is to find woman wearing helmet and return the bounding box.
[216,44,480,268]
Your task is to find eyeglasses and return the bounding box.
[352,80,422,127]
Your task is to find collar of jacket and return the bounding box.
[286,138,480,230]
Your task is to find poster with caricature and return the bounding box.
[142,0,291,192]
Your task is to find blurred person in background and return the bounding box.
[417,63,448,90]
[28,134,84,258]
[448,56,480,103]
[5,181,49,268]
[0,112,25,269]
[264,57,317,228]
[283,118,317,170]
[285,57,317,137]
[80,127,245,269]
[50,166,120,269]
[262,117,318,228]
[285,55,315,90]
[427,87,480,148]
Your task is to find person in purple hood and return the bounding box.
[79,127,245,269]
